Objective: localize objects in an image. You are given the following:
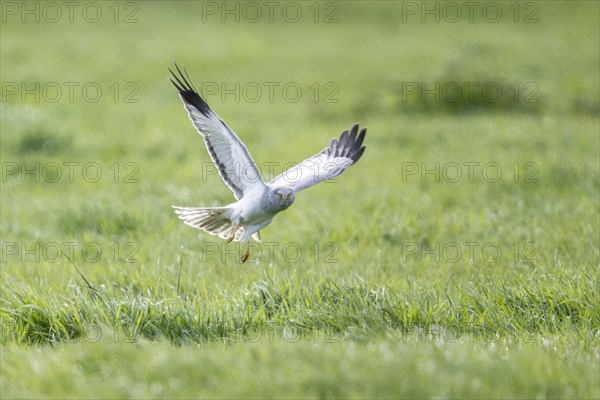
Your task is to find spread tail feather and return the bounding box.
[173,206,260,242]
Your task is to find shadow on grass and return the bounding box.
[17,128,71,155]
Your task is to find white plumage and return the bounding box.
[169,64,366,262]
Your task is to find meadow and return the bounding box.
[1,1,599,398]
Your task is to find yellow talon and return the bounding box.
[241,243,250,263]
[226,224,239,244]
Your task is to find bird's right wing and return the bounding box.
[170,64,266,200]
[269,124,366,193]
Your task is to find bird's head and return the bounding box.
[269,187,295,212]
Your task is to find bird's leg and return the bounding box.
[241,241,250,263]
[226,224,239,244]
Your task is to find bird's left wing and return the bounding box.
[269,124,366,193]
[170,64,266,200]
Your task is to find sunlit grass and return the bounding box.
[1,1,599,398]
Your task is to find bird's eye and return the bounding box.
[276,193,282,199]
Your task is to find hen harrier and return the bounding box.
[170,64,366,263]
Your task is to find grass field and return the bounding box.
[1,1,599,398]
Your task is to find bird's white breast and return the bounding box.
[229,188,273,225]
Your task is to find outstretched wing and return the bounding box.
[170,64,266,200]
[269,124,366,193]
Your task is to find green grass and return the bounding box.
[1,1,599,398]
[2,335,596,398]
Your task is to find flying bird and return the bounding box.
[169,64,366,263]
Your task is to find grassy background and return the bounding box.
[1,1,599,398]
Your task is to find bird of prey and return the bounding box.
[169,64,366,263]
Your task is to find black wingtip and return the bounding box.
[351,145,366,164]
[169,63,212,118]
[328,123,367,163]
[355,126,366,149]
[353,126,367,163]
